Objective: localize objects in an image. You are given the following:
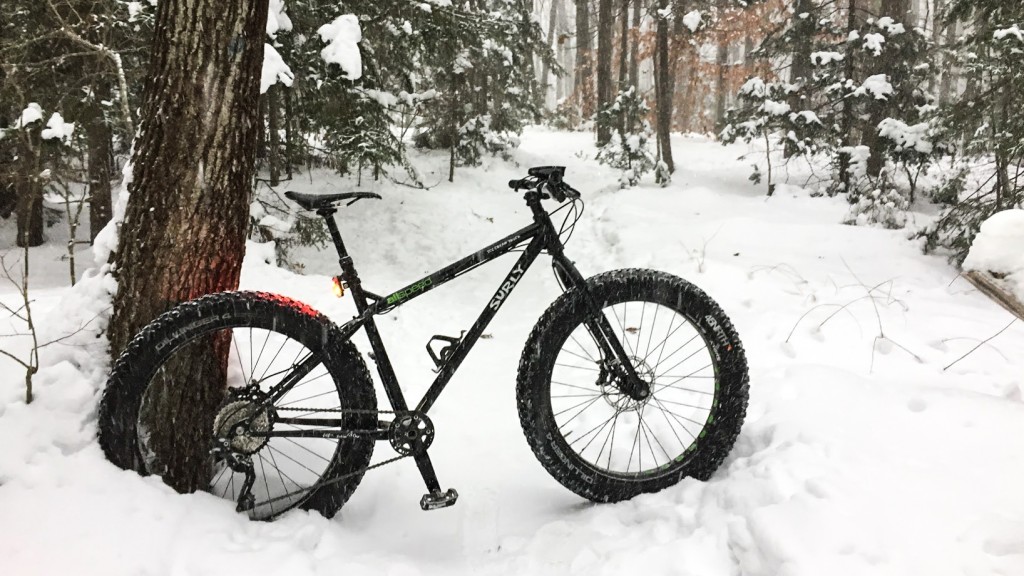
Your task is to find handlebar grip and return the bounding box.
[508,179,521,190]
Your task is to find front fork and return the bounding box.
[551,257,650,400]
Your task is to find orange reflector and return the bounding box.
[331,276,345,297]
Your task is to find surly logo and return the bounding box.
[489,264,526,310]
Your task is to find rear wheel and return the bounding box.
[99,292,376,520]
[517,269,748,501]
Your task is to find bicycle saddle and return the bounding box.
[284,190,382,211]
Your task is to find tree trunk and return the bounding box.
[714,38,729,132]
[596,0,615,145]
[618,0,629,89]
[938,19,957,105]
[628,0,640,89]
[541,0,560,108]
[86,102,113,243]
[654,0,673,172]
[616,0,630,134]
[838,0,858,191]
[107,0,270,493]
[575,0,593,116]
[15,124,43,248]
[864,0,910,178]
[786,0,814,157]
[268,84,281,186]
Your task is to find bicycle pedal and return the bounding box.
[419,488,458,511]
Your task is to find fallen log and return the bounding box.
[963,270,1024,321]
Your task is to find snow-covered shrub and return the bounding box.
[457,114,521,166]
[844,184,909,229]
[595,87,656,188]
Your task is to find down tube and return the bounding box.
[415,234,547,413]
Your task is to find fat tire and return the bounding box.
[98,291,376,519]
[516,269,749,502]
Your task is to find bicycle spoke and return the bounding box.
[557,395,605,430]
[232,332,249,383]
[257,454,275,517]
[279,435,332,463]
[652,334,702,378]
[554,395,605,418]
[650,398,706,429]
[654,397,712,411]
[652,363,715,395]
[267,444,323,478]
[551,380,602,393]
[643,304,660,360]
[635,302,647,358]
[555,362,600,372]
[257,338,302,384]
[650,399,698,441]
[609,305,637,357]
[568,333,599,363]
[251,329,273,384]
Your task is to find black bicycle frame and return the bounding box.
[261,191,643,439]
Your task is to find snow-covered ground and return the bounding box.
[2,128,1023,576]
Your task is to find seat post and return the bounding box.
[317,207,349,260]
[317,207,376,316]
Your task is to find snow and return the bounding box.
[261,43,294,94]
[3,129,1024,576]
[761,99,791,116]
[877,118,932,154]
[739,77,766,98]
[318,14,363,81]
[964,209,1024,300]
[682,10,702,32]
[875,16,905,36]
[855,74,894,100]
[40,112,75,143]
[862,33,885,56]
[126,1,143,21]
[994,25,1023,42]
[266,0,293,38]
[14,102,43,128]
[811,51,843,65]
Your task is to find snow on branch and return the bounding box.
[261,44,294,94]
[41,113,75,143]
[318,14,363,81]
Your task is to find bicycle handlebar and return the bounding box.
[507,175,581,203]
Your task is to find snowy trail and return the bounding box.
[2,129,1023,576]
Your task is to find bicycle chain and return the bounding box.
[253,452,410,511]
[241,406,415,511]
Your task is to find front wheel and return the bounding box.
[516,269,749,502]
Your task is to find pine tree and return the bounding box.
[923,1,1024,262]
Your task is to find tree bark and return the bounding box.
[86,104,113,244]
[268,84,281,186]
[864,0,910,178]
[786,0,814,157]
[541,0,560,107]
[575,0,594,116]
[628,0,640,89]
[714,38,729,132]
[107,0,270,493]
[15,124,43,248]
[838,0,858,191]
[654,0,674,172]
[596,0,615,145]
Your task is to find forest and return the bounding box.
[1,1,1023,575]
